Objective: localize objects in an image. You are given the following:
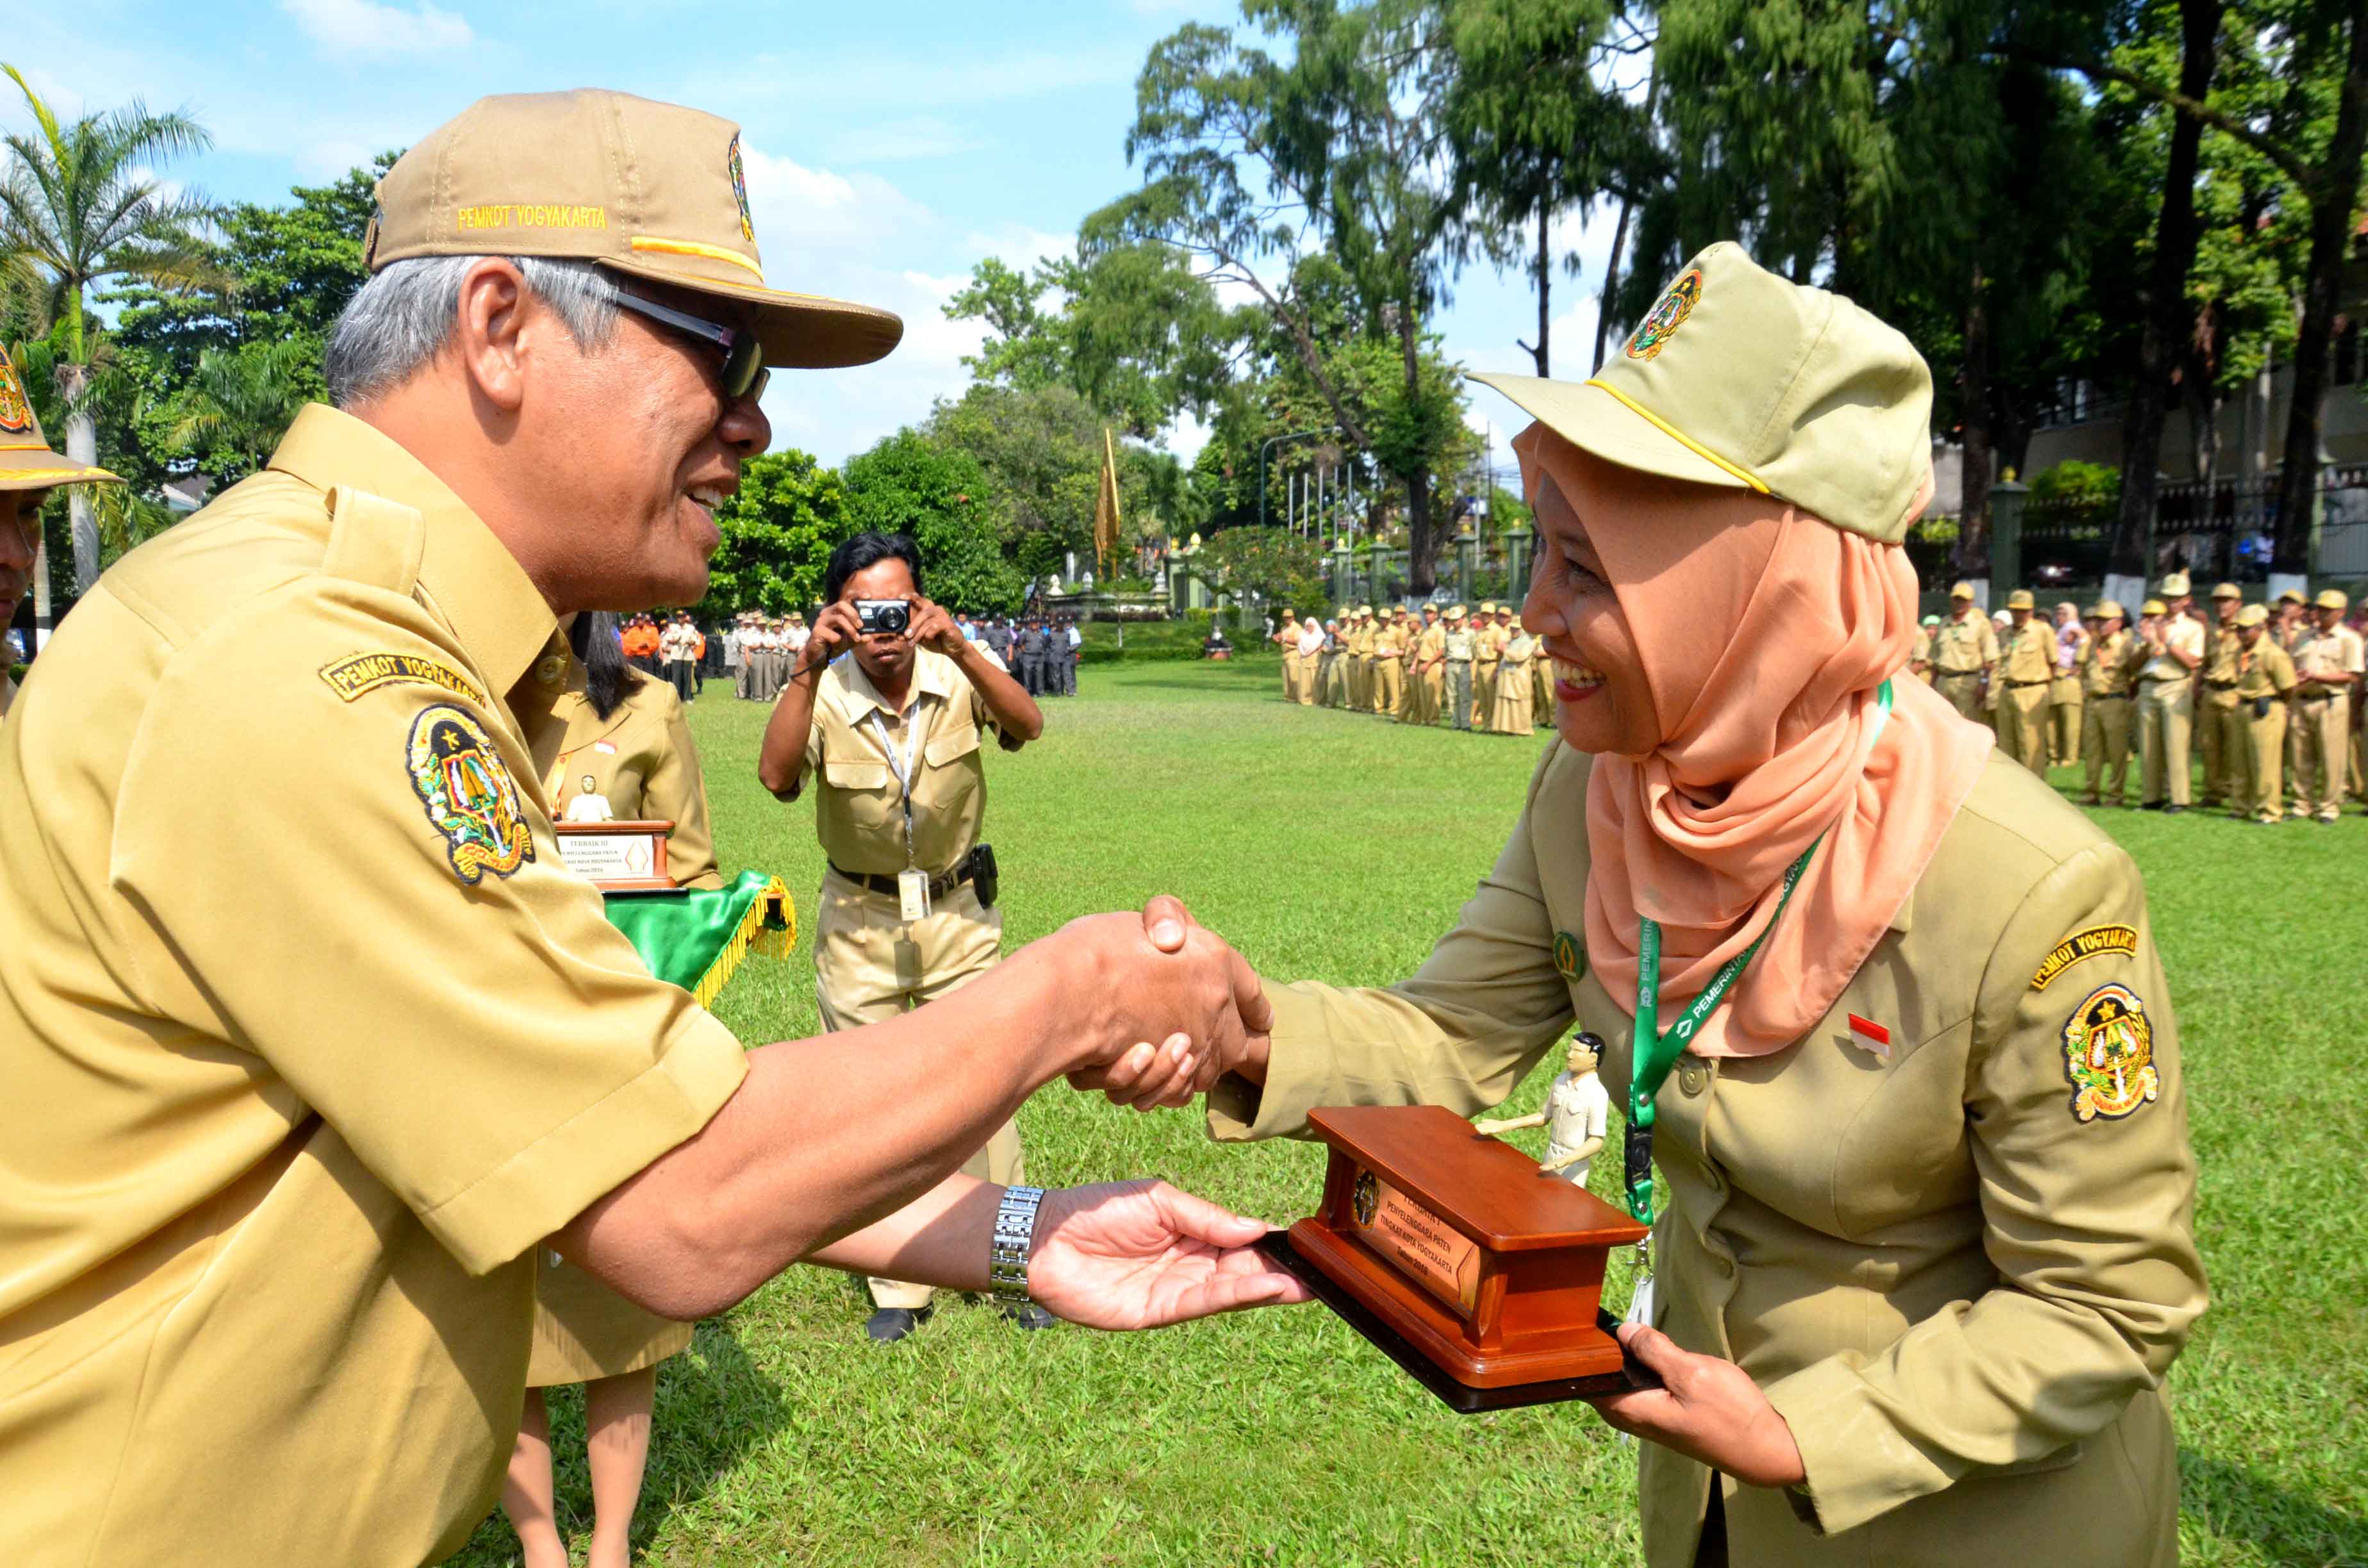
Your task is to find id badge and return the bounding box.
[897,867,931,924]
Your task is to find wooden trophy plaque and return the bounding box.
[554,819,674,892]
[1256,1104,1655,1414]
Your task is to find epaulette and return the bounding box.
[320,484,426,595]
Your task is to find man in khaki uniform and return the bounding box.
[757,530,1052,1339]
[1270,609,1301,703]
[2230,603,2297,824]
[1410,603,1444,725]
[1442,604,1476,731]
[1145,245,2202,1567]
[2077,601,2141,806]
[1994,589,2053,771]
[1344,606,1371,712]
[0,91,1302,1568]
[2046,600,2087,767]
[2291,589,2362,822]
[1910,614,1936,683]
[1370,607,1404,718]
[1472,599,1505,730]
[1929,582,1996,719]
[2194,582,2242,809]
[0,345,120,715]
[2137,573,2205,811]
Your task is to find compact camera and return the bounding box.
[856,599,911,637]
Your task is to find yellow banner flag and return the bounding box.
[1094,427,1122,576]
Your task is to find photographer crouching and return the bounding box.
[759,532,1048,1341]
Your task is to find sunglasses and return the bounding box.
[605,286,769,401]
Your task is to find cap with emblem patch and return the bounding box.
[2235,603,2268,628]
[1950,581,1975,600]
[2277,587,2306,605]
[2007,589,2035,610]
[2317,589,2349,612]
[2090,601,2125,621]
[2210,582,2241,601]
[0,345,119,490]
[365,89,902,370]
[2160,571,2191,598]
[1471,241,1934,544]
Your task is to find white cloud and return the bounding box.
[281,0,473,58]
[825,116,982,165]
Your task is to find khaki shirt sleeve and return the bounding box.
[648,690,723,890]
[110,593,748,1276]
[1764,841,2205,1537]
[1208,751,1577,1141]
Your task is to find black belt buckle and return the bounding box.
[967,842,999,909]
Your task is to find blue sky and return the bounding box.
[10,0,1626,474]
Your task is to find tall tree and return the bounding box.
[1443,0,1654,378]
[0,65,211,592]
[160,338,315,487]
[692,448,846,618]
[1086,2,1474,593]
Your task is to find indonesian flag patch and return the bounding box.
[1847,1014,1892,1060]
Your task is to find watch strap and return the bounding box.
[989,1185,1046,1305]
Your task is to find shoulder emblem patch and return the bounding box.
[407,705,534,885]
[1552,930,1584,981]
[321,651,489,708]
[1626,268,1703,362]
[2030,923,2139,991]
[2060,982,2160,1122]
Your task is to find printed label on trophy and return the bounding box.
[1349,1168,1481,1318]
[555,829,657,881]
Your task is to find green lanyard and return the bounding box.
[1620,678,1893,1225]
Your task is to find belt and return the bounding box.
[830,860,972,901]
[2091,691,2130,701]
[2010,678,2051,688]
[2205,678,2239,689]
[2140,674,2189,684]
[1936,668,1982,678]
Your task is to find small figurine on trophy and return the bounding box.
[563,776,616,823]
[1474,1034,1610,1186]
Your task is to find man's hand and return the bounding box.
[1026,1180,1310,1328]
[1065,895,1272,1110]
[1588,1324,1807,1489]
[1036,901,1269,1100]
[802,601,861,672]
[905,596,967,658]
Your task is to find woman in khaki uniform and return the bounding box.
[1491,609,1536,735]
[1147,248,2203,1567]
[0,347,119,715]
[502,612,724,1568]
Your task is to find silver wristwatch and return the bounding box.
[989,1185,1046,1305]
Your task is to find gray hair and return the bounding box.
[324,255,620,408]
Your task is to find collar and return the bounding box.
[839,644,958,719]
[268,404,559,701]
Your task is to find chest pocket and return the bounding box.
[920,719,984,810]
[822,757,898,838]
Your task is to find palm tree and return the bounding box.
[0,64,211,594]
[165,338,313,485]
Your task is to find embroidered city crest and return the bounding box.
[0,352,33,434]
[727,133,753,241]
[2060,982,2160,1123]
[1552,930,1583,980]
[406,705,534,885]
[1625,268,1704,362]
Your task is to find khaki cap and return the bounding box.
[1472,242,1932,544]
[1448,604,1467,618]
[2277,587,2306,605]
[366,90,903,369]
[1480,601,1498,614]
[2160,571,2191,597]
[1949,581,1975,600]
[2141,598,2168,616]
[2235,603,2269,628]
[2316,589,2349,611]
[2089,600,2125,621]
[2210,581,2241,600]
[1358,605,1374,616]
[2005,589,2035,610]
[0,346,119,489]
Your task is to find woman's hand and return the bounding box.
[1024,1180,1311,1328]
[1589,1324,1808,1489]
[1065,895,1272,1109]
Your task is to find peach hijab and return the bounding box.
[1516,424,1994,1058]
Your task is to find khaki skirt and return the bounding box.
[527,1250,693,1387]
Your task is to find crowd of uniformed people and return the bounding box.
[1269,599,1556,734]
[1909,573,2365,825]
[1268,569,2366,826]
[0,86,2255,1568]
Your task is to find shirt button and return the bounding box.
[535,655,565,686]
[1679,1059,1708,1097]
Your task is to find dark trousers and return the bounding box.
[1060,652,1076,695]
[668,658,696,703]
[1020,657,1043,695]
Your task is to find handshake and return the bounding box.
[1043,894,1278,1112]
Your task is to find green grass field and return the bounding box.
[454,657,2367,1567]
